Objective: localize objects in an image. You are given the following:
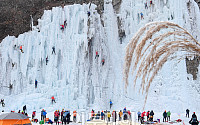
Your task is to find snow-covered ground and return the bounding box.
[0,0,200,124]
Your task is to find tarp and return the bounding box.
[0,113,31,125]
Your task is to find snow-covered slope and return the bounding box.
[0,0,200,115]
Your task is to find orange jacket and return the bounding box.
[73,111,77,116]
[20,46,22,50]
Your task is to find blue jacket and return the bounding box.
[101,112,104,116]
[43,111,47,116]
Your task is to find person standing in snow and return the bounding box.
[102,59,105,66]
[66,111,71,124]
[146,111,150,121]
[167,111,171,121]
[190,113,199,125]
[107,111,111,122]
[32,111,36,119]
[61,109,64,124]
[23,105,26,113]
[101,111,104,120]
[52,46,56,55]
[43,110,47,120]
[35,79,37,88]
[41,109,44,120]
[150,110,154,121]
[186,109,190,118]
[141,111,146,124]
[112,110,117,122]
[119,110,123,121]
[73,110,77,122]
[163,110,167,122]
[192,112,197,119]
[54,110,59,125]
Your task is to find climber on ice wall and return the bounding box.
[60,24,64,31]
[95,51,99,59]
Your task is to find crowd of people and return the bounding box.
[2,106,199,125]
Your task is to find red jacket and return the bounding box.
[61,25,64,28]
[146,111,149,116]
[96,51,98,55]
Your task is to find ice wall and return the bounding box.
[0,0,200,114]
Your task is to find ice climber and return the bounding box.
[163,110,167,122]
[186,109,190,118]
[35,79,37,88]
[60,24,64,31]
[46,56,49,65]
[150,0,153,7]
[95,51,99,59]
[102,59,105,66]
[145,2,148,9]
[110,100,113,109]
[52,46,56,55]
[87,11,91,16]
[51,96,56,104]
[20,45,24,53]
[64,20,67,28]
[140,12,144,20]
[1,99,5,107]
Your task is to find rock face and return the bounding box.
[186,57,200,80]
[195,0,200,7]
[0,0,104,41]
